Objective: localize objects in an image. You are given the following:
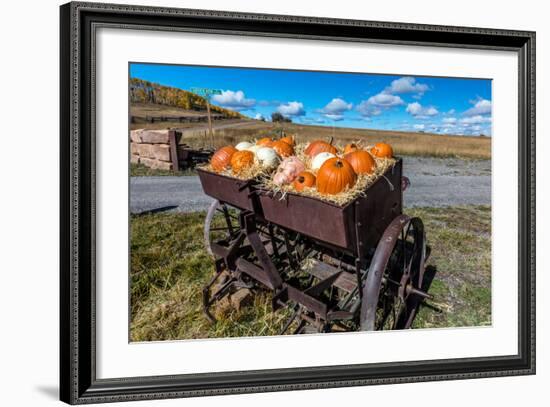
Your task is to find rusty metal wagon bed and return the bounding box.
[197,158,429,333]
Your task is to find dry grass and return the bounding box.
[130,103,491,159]
[131,103,210,118]
[223,124,491,159]
[130,163,197,177]
[130,103,259,131]
[165,121,490,160]
[130,211,293,341]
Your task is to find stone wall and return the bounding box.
[130,129,178,170]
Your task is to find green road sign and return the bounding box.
[190,87,222,97]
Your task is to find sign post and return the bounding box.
[190,87,222,148]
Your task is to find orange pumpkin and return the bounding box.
[280,135,295,146]
[293,171,316,192]
[305,140,337,158]
[256,137,273,146]
[211,146,237,172]
[230,150,254,174]
[271,140,294,157]
[343,143,358,154]
[344,150,376,175]
[370,142,393,158]
[316,158,357,195]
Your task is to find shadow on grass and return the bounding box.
[418,264,445,314]
[134,205,179,216]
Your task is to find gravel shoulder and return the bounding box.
[130,156,491,214]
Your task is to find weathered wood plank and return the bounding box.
[168,130,180,171]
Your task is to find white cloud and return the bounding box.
[254,113,264,120]
[464,98,492,116]
[356,92,403,118]
[385,77,429,95]
[320,98,352,121]
[443,109,456,116]
[356,101,382,117]
[324,114,344,121]
[277,101,305,117]
[211,90,255,110]
[402,120,491,136]
[322,98,352,114]
[460,115,492,125]
[442,117,457,124]
[367,93,405,107]
[406,102,439,118]
[406,103,422,115]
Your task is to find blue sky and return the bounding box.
[130,63,492,136]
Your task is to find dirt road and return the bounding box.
[130,156,491,214]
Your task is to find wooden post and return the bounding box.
[206,99,214,148]
[168,129,179,172]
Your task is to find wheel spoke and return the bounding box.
[209,227,234,232]
[221,205,235,236]
[363,217,426,331]
[204,200,244,257]
[401,227,406,274]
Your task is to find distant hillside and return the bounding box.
[129,78,244,119]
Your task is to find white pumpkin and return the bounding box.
[235,141,254,151]
[311,152,336,170]
[255,147,279,169]
[245,145,261,155]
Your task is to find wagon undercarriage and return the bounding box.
[202,197,430,334]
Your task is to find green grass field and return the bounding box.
[130,205,491,341]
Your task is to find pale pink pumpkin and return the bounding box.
[273,156,305,185]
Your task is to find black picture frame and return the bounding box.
[60,2,536,404]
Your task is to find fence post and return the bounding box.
[168,129,179,172]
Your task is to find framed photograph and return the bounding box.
[60,1,535,404]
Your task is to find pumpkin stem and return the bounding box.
[335,160,344,168]
[298,176,305,183]
[328,136,334,145]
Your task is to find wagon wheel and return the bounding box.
[203,200,242,257]
[360,215,426,330]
